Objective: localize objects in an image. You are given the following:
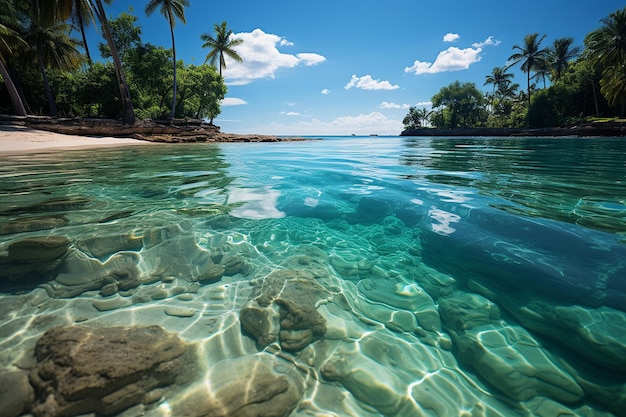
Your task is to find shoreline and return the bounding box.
[0,124,154,154]
[400,122,626,137]
[0,115,307,146]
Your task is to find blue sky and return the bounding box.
[98,1,621,135]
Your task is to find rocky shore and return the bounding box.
[401,120,626,137]
[0,115,306,143]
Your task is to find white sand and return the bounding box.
[0,124,151,154]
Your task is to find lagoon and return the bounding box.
[1,136,625,416]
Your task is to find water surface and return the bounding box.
[1,136,625,416]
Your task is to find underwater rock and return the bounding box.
[3,197,93,215]
[439,291,500,331]
[197,264,225,284]
[77,232,143,260]
[0,215,68,235]
[171,354,303,417]
[0,370,35,417]
[30,325,195,417]
[240,270,329,351]
[452,323,583,403]
[357,278,440,331]
[410,264,456,299]
[44,250,141,298]
[0,236,70,288]
[499,293,626,372]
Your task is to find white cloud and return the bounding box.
[404,36,499,75]
[380,102,410,109]
[472,36,501,48]
[221,97,247,106]
[345,74,400,90]
[321,89,330,95]
[443,33,460,42]
[249,112,404,136]
[416,101,433,107]
[223,29,326,84]
[297,53,326,66]
[280,111,301,116]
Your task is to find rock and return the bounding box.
[357,278,440,331]
[240,270,328,351]
[0,215,68,235]
[0,370,35,417]
[77,233,143,260]
[164,307,196,317]
[197,264,225,284]
[0,236,70,288]
[45,250,141,298]
[499,293,626,372]
[171,354,303,417]
[410,264,456,299]
[30,325,195,417]
[6,235,70,263]
[452,323,583,403]
[439,291,500,331]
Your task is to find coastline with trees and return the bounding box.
[402,7,626,137]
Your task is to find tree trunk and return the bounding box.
[0,59,27,116]
[77,10,92,65]
[93,0,135,124]
[170,25,177,120]
[38,50,57,116]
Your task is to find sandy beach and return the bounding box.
[0,124,151,154]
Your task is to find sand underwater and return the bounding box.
[0,135,625,417]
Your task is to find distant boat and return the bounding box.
[369,134,378,136]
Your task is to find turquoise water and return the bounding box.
[1,136,625,416]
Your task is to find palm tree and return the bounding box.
[25,17,81,116]
[0,0,27,115]
[145,0,189,120]
[484,66,515,97]
[201,21,243,76]
[41,0,136,123]
[549,37,581,82]
[586,7,626,113]
[71,0,97,65]
[508,33,550,108]
[92,0,135,123]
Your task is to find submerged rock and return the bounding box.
[240,269,329,351]
[0,215,68,235]
[0,236,70,289]
[499,293,626,372]
[171,354,304,417]
[451,323,583,403]
[30,325,195,417]
[0,370,35,417]
[439,291,500,331]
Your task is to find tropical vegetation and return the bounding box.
[404,7,626,131]
[0,1,237,123]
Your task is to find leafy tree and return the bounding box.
[97,8,141,59]
[92,0,135,123]
[508,33,550,108]
[484,66,515,97]
[23,14,81,116]
[402,106,431,130]
[145,0,189,119]
[201,21,243,76]
[176,64,225,119]
[586,7,626,113]
[0,0,27,115]
[125,43,172,119]
[430,81,487,128]
[527,83,575,127]
[549,37,581,82]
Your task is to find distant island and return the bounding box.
[401,120,626,137]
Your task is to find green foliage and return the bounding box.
[430,81,488,128]
[526,83,575,127]
[98,9,142,59]
[402,106,430,130]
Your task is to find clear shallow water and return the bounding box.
[1,136,625,416]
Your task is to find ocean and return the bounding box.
[1,136,625,417]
